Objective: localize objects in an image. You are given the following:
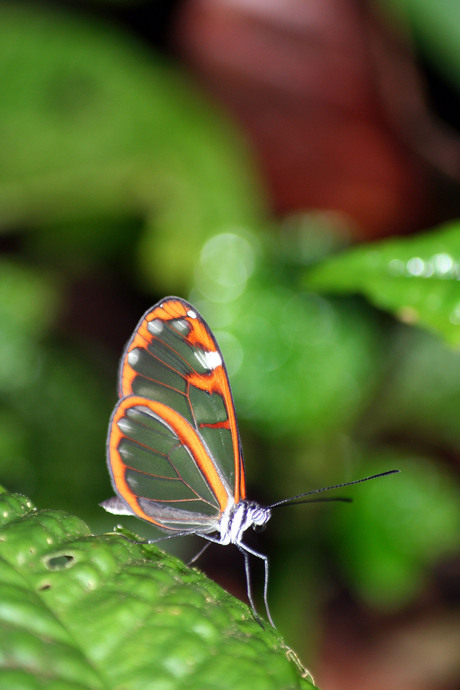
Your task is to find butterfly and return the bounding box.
[101,296,398,627]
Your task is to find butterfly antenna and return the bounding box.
[273,496,352,508]
[268,470,399,509]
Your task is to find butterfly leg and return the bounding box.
[108,531,184,546]
[238,543,275,628]
[191,535,267,627]
[236,544,265,628]
[187,540,211,566]
[146,531,197,544]
[126,531,214,566]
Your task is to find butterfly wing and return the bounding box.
[104,297,246,533]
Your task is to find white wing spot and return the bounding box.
[127,349,140,365]
[118,418,132,434]
[148,319,164,334]
[187,309,197,319]
[173,319,189,333]
[137,405,158,419]
[195,349,222,371]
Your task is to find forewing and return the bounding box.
[107,396,231,532]
[118,297,245,502]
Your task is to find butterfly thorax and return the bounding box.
[218,500,272,546]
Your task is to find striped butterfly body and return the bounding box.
[102,297,398,626]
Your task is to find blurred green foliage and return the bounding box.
[374,0,460,89]
[0,2,262,290]
[191,230,384,439]
[329,452,460,607]
[0,0,459,663]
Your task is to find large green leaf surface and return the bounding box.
[0,488,316,689]
[305,221,460,346]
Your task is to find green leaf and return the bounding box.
[305,221,460,346]
[0,488,317,689]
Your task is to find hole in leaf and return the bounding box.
[45,553,75,570]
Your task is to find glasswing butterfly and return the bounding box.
[102,296,398,627]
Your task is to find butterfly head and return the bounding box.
[219,500,272,545]
[247,502,272,533]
